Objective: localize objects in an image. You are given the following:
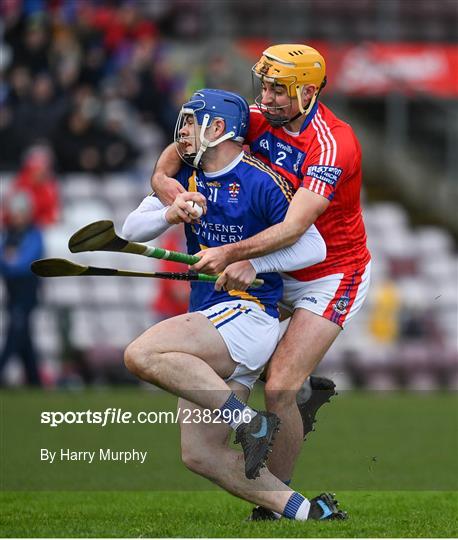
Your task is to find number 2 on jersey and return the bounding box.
[275,151,287,166]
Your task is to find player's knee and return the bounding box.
[264,379,298,410]
[124,339,161,380]
[124,341,143,377]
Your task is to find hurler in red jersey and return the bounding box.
[151,44,371,520]
[248,100,370,283]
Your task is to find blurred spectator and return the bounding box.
[12,16,50,75]
[85,2,157,55]
[151,227,190,320]
[12,72,67,147]
[52,105,138,173]
[8,144,60,226]
[6,66,32,107]
[369,280,402,344]
[2,1,190,169]
[400,302,444,344]
[0,192,44,386]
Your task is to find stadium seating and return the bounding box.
[1,169,456,388]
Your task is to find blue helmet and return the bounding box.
[174,88,250,167]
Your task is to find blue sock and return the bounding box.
[283,492,310,520]
[283,479,291,486]
[219,392,256,429]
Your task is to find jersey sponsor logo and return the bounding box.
[252,133,306,178]
[193,221,244,243]
[333,294,350,315]
[306,165,343,186]
[276,141,293,154]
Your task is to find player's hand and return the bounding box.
[166,192,207,224]
[152,173,186,206]
[214,261,257,292]
[191,246,231,274]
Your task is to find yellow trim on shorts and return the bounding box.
[210,308,237,324]
[208,305,252,324]
[228,289,265,311]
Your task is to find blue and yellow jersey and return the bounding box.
[175,151,294,318]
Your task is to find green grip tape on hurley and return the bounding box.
[144,246,200,265]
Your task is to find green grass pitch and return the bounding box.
[1,389,457,537]
[1,490,457,537]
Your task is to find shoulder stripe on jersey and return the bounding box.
[244,154,293,202]
[242,155,294,202]
[308,111,337,195]
[311,117,331,166]
[316,111,337,166]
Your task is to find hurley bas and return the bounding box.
[41,448,148,464]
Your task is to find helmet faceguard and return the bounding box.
[252,76,299,128]
[252,44,327,127]
[174,89,249,168]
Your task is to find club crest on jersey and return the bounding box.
[228,181,240,203]
[333,294,350,315]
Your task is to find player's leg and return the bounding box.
[264,309,341,482]
[265,264,371,483]
[178,385,346,520]
[277,313,337,441]
[124,311,238,409]
[124,302,281,479]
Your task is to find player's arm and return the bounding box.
[150,143,186,206]
[192,187,329,274]
[122,191,206,242]
[215,221,326,291]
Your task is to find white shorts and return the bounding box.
[281,261,371,328]
[198,300,280,390]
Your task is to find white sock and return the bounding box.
[295,499,311,520]
[230,406,256,430]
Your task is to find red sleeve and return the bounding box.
[301,125,359,201]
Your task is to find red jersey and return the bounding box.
[247,101,371,281]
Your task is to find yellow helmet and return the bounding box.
[253,44,327,117]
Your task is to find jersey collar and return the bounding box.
[282,100,319,136]
[204,151,244,178]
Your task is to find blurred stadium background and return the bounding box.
[1,0,457,391]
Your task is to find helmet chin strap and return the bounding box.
[192,113,235,168]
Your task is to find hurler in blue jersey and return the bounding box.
[122,89,332,520]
